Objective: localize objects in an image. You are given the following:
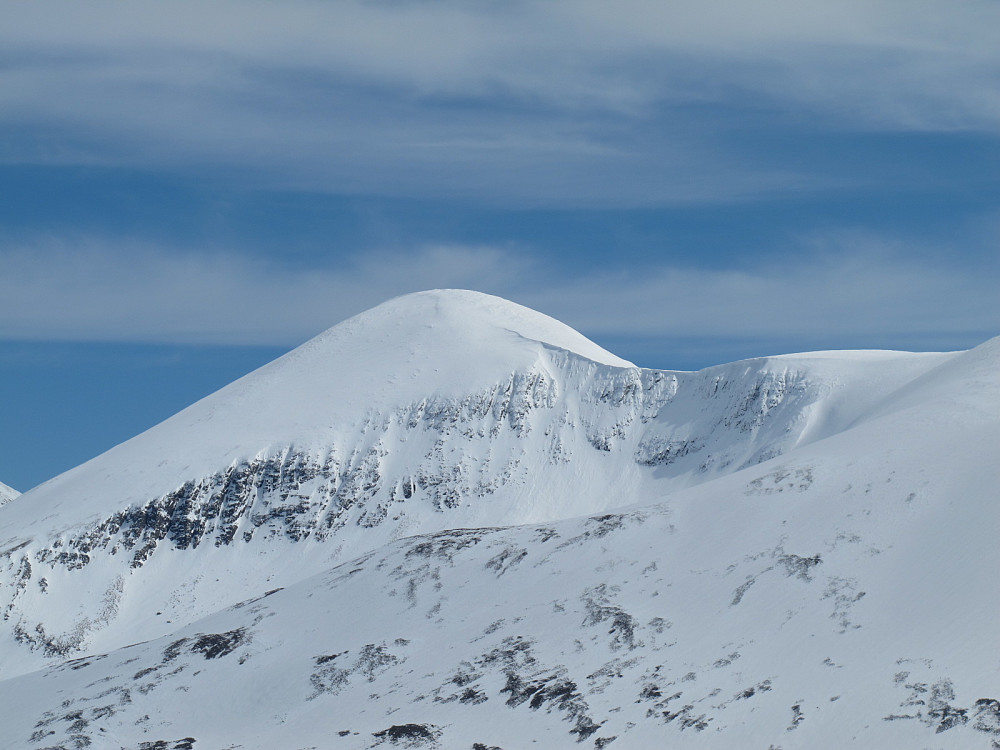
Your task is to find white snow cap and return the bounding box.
[324,289,634,368]
[0,481,18,506]
[0,289,632,535]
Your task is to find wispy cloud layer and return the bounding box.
[2,239,996,356]
[3,1,999,205]
[2,2,997,355]
[0,241,526,345]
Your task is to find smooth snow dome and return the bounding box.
[0,290,628,535]
[336,289,635,369]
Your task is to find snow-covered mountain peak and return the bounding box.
[310,289,634,369]
[0,292,654,674]
[0,291,628,534]
[0,480,18,506]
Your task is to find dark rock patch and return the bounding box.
[190,628,248,660]
[372,723,441,747]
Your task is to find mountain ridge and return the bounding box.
[0,293,974,676]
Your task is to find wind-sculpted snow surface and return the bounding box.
[0,290,997,749]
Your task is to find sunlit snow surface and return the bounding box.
[1,290,998,749]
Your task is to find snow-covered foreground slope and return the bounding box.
[1,290,997,749]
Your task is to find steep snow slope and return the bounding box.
[0,291,965,686]
[1,333,998,749]
[0,480,18,506]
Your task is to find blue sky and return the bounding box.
[2,0,999,491]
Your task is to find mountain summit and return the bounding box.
[0,291,626,534]
[0,480,17,506]
[1,292,998,749]
[312,289,635,368]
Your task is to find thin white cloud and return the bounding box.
[1,1,999,204]
[0,241,532,345]
[1,238,996,353]
[4,1,997,115]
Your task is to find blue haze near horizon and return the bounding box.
[2,1,999,491]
